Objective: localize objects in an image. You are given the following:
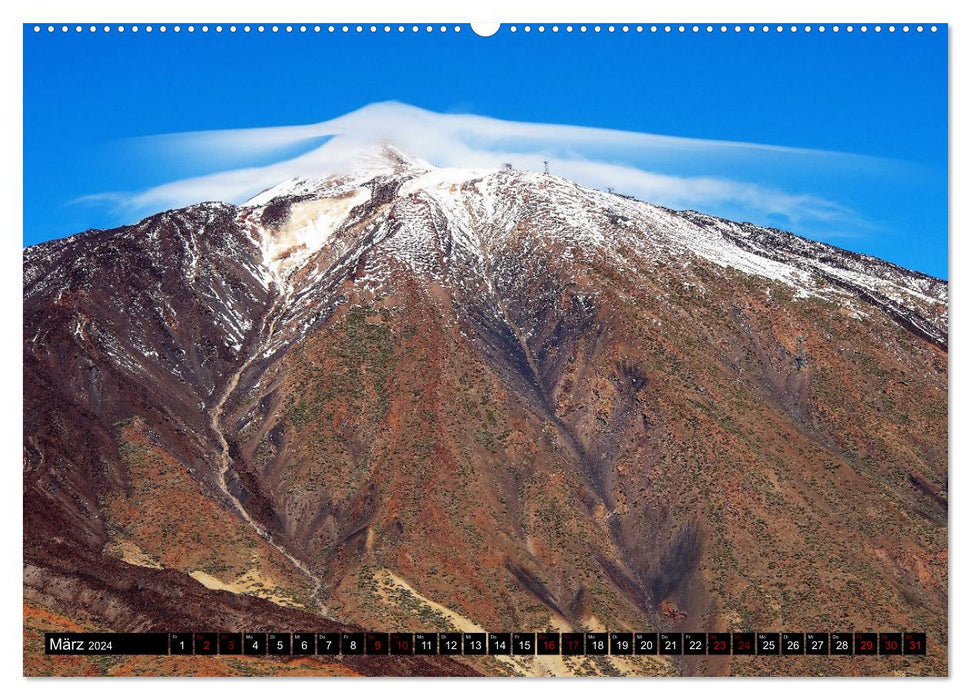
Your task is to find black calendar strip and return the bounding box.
[45,631,926,656]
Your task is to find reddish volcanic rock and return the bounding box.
[24,146,947,676]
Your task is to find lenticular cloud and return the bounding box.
[88,101,879,233]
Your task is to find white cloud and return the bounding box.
[87,101,876,231]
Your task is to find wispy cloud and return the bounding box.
[83,101,883,233]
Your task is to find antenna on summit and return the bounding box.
[543,160,550,175]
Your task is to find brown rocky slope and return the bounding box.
[23,146,947,676]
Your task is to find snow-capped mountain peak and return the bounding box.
[23,145,948,668]
[244,141,434,207]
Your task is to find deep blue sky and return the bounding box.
[23,24,948,278]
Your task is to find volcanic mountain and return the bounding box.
[23,145,947,676]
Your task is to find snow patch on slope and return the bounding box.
[259,188,371,284]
